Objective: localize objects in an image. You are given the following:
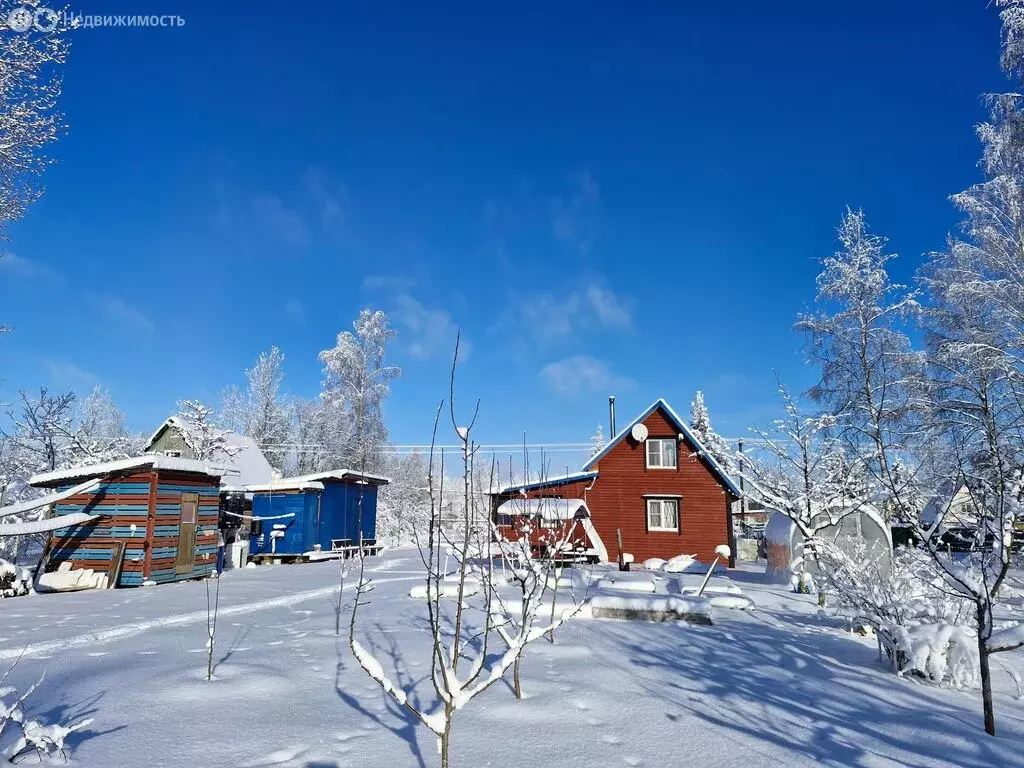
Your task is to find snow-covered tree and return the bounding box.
[0,17,69,237]
[320,309,400,471]
[689,391,733,472]
[173,400,236,462]
[220,346,291,470]
[796,209,926,522]
[74,387,141,462]
[589,424,604,456]
[742,382,871,590]
[0,387,137,564]
[896,0,1024,735]
[290,396,340,475]
[375,451,430,546]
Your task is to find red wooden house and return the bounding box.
[490,398,741,567]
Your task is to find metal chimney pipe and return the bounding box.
[609,395,616,436]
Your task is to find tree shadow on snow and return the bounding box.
[213,623,252,674]
[595,607,1022,768]
[333,621,432,768]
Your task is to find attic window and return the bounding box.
[646,439,677,469]
[164,450,182,458]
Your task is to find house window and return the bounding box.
[164,450,182,458]
[646,498,679,532]
[646,438,677,469]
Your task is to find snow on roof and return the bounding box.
[145,416,275,490]
[0,479,101,520]
[495,498,591,521]
[494,470,599,495]
[246,469,390,493]
[245,480,326,493]
[29,456,227,487]
[583,398,742,497]
[219,433,275,489]
[0,512,101,537]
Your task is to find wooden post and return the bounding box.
[616,528,626,571]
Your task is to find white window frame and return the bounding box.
[646,498,680,532]
[645,438,677,469]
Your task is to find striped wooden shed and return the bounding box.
[30,456,225,587]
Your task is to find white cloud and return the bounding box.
[100,296,154,336]
[503,282,632,346]
[251,196,309,247]
[586,285,631,328]
[43,359,98,390]
[550,171,601,253]
[392,294,469,362]
[540,355,634,396]
[284,298,305,321]
[0,252,60,282]
[304,167,346,231]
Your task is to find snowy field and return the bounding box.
[0,550,1022,767]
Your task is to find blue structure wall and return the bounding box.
[248,481,379,557]
[248,491,320,557]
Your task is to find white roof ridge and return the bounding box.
[30,456,226,486]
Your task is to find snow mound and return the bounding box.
[409,580,480,600]
[639,558,667,571]
[707,594,754,610]
[664,554,697,573]
[664,555,725,574]
[595,577,657,594]
[590,594,712,624]
[679,583,744,596]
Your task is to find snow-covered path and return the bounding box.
[0,551,1021,767]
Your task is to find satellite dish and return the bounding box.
[631,423,649,442]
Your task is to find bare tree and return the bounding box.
[347,335,582,767]
[205,573,220,681]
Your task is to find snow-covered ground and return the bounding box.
[0,550,1022,767]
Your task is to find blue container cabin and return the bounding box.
[246,470,389,560]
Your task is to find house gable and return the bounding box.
[145,420,196,459]
[584,398,740,497]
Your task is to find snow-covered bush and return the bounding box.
[813,539,976,684]
[0,673,93,762]
[0,560,29,598]
[893,624,979,689]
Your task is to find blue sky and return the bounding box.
[0,0,1006,457]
